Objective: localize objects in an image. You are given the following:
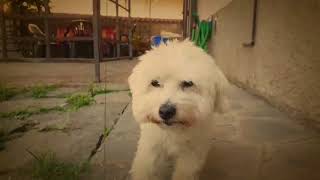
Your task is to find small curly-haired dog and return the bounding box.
[128,40,229,180]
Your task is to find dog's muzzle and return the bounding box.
[159,103,176,126]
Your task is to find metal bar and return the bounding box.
[148,0,152,38]
[102,56,133,62]
[44,0,51,58]
[5,14,87,20]
[4,14,182,23]
[243,0,258,47]
[128,0,133,59]
[11,36,125,44]
[0,57,131,63]
[53,37,93,41]
[93,0,102,82]
[188,0,193,38]
[0,58,95,63]
[0,4,7,58]
[12,36,93,41]
[186,0,190,37]
[128,0,131,20]
[116,0,120,58]
[109,0,129,12]
[182,0,187,38]
[149,0,152,18]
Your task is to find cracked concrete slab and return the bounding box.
[0,98,66,113]
[1,83,320,180]
[89,104,139,180]
[0,91,131,180]
[88,85,320,180]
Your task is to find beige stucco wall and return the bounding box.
[51,0,183,19]
[197,0,320,121]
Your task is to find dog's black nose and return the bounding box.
[159,103,176,123]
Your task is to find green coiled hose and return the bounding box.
[191,16,214,52]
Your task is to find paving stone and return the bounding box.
[260,139,320,180]
[89,104,139,180]
[0,98,65,113]
[0,91,131,179]
[201,142,261,180]
[88,85,320,180]
[1,84,320,180]
[46,87,87,97]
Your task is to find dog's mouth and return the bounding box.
[164,120,191,127]
[146,115,192,127]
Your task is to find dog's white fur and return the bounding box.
[128,40,229,180]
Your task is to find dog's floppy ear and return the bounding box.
[128,69,138,96]
[128,62,145,97]
[213,71,230,114]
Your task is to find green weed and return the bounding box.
[31,151,90,180]
[30,85,57,98]
[66,94,95,110]
[88,84,129,97]
[0,93,95,120]
[0,85,19,101]
[104,127,112,137]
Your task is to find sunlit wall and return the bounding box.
[51,0,183,19]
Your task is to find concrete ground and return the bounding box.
[0,59,138,87]
[1,60,320,180]
[0,60,137,179]
[91,85,320,180]
[0,85,132,180]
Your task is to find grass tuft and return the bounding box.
[0,106,65,120]
[0,94,95,120]
[66,94,95,110]
[88,84,130,97]
[31,151,89,180]
[30,85,57,99]
[0,85,19,102]
[104,127,112,137]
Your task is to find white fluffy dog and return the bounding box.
[128,40,229,180]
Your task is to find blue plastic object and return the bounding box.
[151,36,169,47]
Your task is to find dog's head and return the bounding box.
[128,40,229,128]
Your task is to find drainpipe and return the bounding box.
[243,0,258,47]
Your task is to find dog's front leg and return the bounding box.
[130,140,167,180]
[172,150,208,180]
[130,146,157,180]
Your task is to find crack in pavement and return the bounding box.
[87,102,130,161]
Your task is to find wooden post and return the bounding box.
[116,0,120,58]
[44,0,51,58]
[93,0,101,82]
[128,0,133,59]
[0,3,7,58]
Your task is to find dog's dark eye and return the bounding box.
[181,81,194,88]
[151,80,161,87]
